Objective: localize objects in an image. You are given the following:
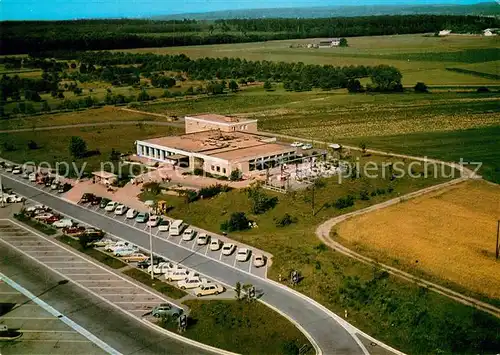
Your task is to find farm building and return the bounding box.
[483,28,498,36]
[318,38,341,48]
[438,29,452,36]
[135,114,298,178]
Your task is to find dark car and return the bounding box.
[91,196,102,205]
[45,176,55,187]
[80,193,95,203]
[58,183,72,193]
[99,198,111,209]
[83,228,105,238]
[137,259,151,269]
[62,226,86,237]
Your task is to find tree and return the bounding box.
[346,79,363,93]
[238,78,247,85]
[109,148,121,162]
[230,168,242,181]
[235,282,242,300]
[220,212,250,232]
[414,82,428,93]
[370,65,403,92]
[137,90,150,101]
[247,186,278,214]
[339,38,348,47]
[27,140,38,150]
[69,136,87,159]
[263,81,272,91]
[228,80,239,92]
[25,90,42,102]
[41,101,51,112]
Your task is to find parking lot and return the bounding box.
[0,276,107,355]
[79,199,270,279]
[0,219,186,320]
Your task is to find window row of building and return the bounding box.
[248,152,296,171]
[138,145,177,160]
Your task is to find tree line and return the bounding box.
[1,15,497,54]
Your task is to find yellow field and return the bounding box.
[334,180,500,300]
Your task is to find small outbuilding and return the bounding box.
[92,171,117,186]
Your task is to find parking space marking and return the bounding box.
[233,258,237,267]
[248,261,252,273]
[1,317,56,320]
[0,271,123,355]
[21,330,77,333]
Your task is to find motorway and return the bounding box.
[0,241,211,355]
[1,172,367,355]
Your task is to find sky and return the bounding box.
[1,0,484,20]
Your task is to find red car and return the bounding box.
[45,215,62,224]
[63,226,86,237]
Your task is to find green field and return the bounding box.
[162,300,312,355]
[339,126,500,184]
[121,34,500,86]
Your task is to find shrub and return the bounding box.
[142,182,161,195]
[333,195,356,209]
[230,168,242,181]
[376,188,386,195]
[27,140,38,150]
[193,168,204,176]
[247,186,278,214]
[359,189,370,200]
[414,82,428,93]
[199,183,231,199]
[275,213,297,227]
[180,189,199,203]
[477,86,490,93]
[220,212,250,232]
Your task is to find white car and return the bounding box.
[290,142,303,147]
[22,171,30,179]
[5,165,13,173]
[34,212,54,221]
[165,268,192,282]
[209,238,222,251]
[148,262,180,274]
[114,204,128,215]
[182,229,196,241]
[113,248,136,257]
[197,233,209,245]
[92,238,115,247]
[147,215,161,227]
[222,243,236,256]
[26,204,48,213]
[2,194,23,203]
[194,283,224,297]
[12,166,22,174]
[302,143,313,150]
[253,253,266,268]
[28,173,37,182]
[236,248,251,262]
[126,208,138,219]
[53,218,74,228]
[104,201,119,212]
[177,276,208,290]
[105,241,136,252]
[158,220,170,232]
[50,181,60,190]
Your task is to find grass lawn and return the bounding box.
[121,34,500,86]
[13,213,57,235]
[0,124,182,175]
[161,299,312,355]
[338,125,500,184]
[334,180,500,303]
[122,268,187,300]
[56,235,127,269]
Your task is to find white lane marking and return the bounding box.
[17,339,92,343]
[87,286,135,289]
[248,260,252,273]
[1,317,57,320]
[21,330,77,333]
[0,271,123,355]
[114,301,159,304]
[204,246,209,255]
[233,257,237,267]
[191,239,197,250]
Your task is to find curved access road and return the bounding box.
[1,172,391,355]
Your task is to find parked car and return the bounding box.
[22,171,30,179]
[158,220,170,232]
[104,201,119,212]
[53,218,74,228]
[165,268,192,282]
[34,212,54,221]
[253,254,266,268]
[12,166,22,174]
[62,226,86,237]
[80,193,95,204]
[83,228,105,238]
[236,248,251,262]
[151,303,183,318]
[148,262,179,274]
[58,183,72,193]
[181,228,196,241]
[290,141,303,147]
[99,198,111,209]
[50,181,60,190]
[91,196,102,206]
[209,238,222,251]
[147,215,161,227]
[197,233,209,245]
[301,143,313,150]
[222,243,236,256]
[92,237,115,247]
[45,215,62,224]
[26,204,49,213]
[135,212,149,223]
[126,208,138,219]
[45,177,55,187]
[177,276,208,290]
[122,253,149,263]
[104,241,131,252]
[137,259,151,269]
[28,173,37,182]
[5,165,13,172]
[194,283,224,297]
[114,248,136,257]
[2,194,23,203]
[114,204,128,215]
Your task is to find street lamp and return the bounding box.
[0,174,5,208]
[149,225,154,280]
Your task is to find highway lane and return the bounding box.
[2,173,366,355]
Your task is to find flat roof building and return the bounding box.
[135,114,297,178]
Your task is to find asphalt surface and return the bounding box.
[2,172,365,355]
[0,241,212,355]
